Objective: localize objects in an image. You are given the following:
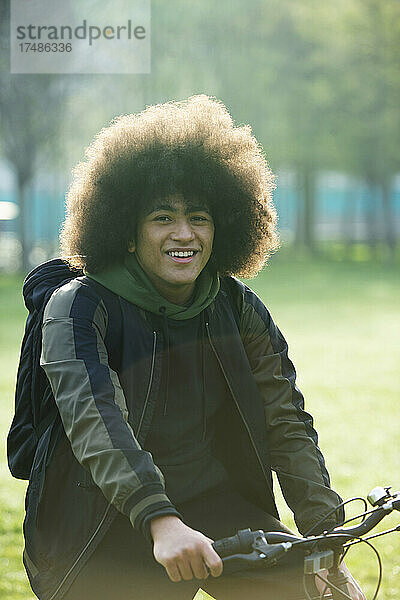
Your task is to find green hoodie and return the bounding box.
[86,253,220,320]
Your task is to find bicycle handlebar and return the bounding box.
[213,487,400,556]
[212,486,400,600]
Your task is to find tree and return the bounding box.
[0,1,68,271]
[332,0,400,258]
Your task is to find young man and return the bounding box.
[18,96,364,599]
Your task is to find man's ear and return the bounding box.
[128,241,135,253]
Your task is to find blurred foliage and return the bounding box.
[35,0,400,190]
[0,0,399,265]
[0,1,69,270]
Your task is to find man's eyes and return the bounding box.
[152,214,211,223]
[190,215,209,222]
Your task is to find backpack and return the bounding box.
[7,262,241,481]
[7,259,81,480]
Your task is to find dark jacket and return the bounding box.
[22,262,342,600]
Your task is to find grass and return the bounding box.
[1,258,399,599]
[0,274,34,600]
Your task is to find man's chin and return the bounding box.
[168,277,197,288]
[165,269,201,287]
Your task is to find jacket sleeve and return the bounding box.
[40,280,180,538]
[237,281,344,535]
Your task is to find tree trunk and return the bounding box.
[365,183,379,260]
[295,172,304,248]
[295,167,315,254]
[17,176,30,272]
[381,179,396,261]
[341,186,356,259]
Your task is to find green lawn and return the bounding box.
[1,258,399,599]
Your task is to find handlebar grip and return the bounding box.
[212,528,256,558]
[213,534,242,558]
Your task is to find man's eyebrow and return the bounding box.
[145,203,211,215]
[186,204,211,213]
[147,203,174,214]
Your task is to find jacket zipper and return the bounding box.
[136,330,157,440]
[205,321,274,496]
[48,503,112,600]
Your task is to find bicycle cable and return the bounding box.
[343,524,400,547]
[314,571,352,600]
[341,532,382,600]
[294,531,382,600]
[304,497,368,536]
[340,545,350,562]
[324,504,385,534]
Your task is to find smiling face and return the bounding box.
[129,194,214,305]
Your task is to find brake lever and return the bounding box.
[222,550,264,573]
[221,542,293,574]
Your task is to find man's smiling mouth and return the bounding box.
[166,249,198,263]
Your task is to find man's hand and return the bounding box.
[315,561,366,600]
[150,515,223,582]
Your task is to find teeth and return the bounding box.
[168,251,195,257]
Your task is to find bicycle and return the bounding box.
[211,485,400,600]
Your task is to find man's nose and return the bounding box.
[171,218,195,241]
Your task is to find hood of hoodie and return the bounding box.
[86,253,220,320]
[23,258,82,313]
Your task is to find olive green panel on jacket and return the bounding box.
[40,280,173,529]
[239,291,342,534]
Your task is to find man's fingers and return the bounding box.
[177,559,195,581]
[165,562,181,583]
[203,538,223,577]
[347,579,366,600]
[203,545,223,578]
[190,554,209,580]
[152,525,223,583]
[205,536,215,544]
[167,544,222,582]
